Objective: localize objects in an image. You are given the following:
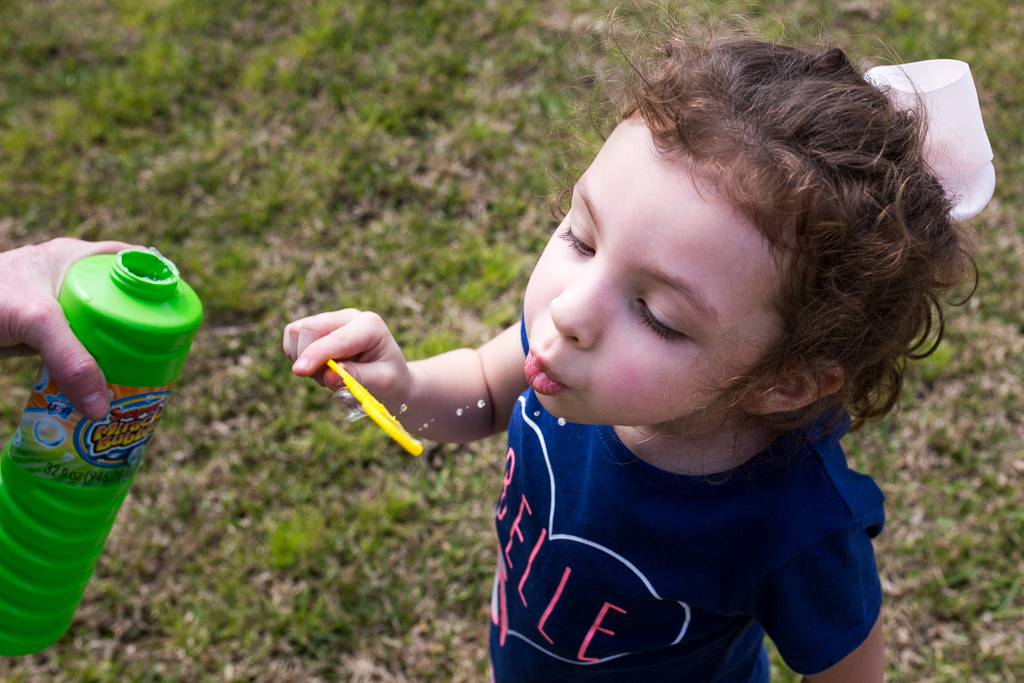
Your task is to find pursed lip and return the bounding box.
[524,350,567,395]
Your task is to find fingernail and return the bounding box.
[81,392,109,419]
[293,357,311,372]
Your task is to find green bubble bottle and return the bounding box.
[0,248,202,655]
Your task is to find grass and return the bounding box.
[1,0,1023,681]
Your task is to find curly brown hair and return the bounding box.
[615,33,978,434]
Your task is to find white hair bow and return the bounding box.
[865,60,995,220]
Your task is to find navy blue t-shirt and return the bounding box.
[489,327,885,682]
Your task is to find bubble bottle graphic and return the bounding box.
[0,248,202,655]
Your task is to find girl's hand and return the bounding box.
[283,309,411,411]
[285,315,526,443]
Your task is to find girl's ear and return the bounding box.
[744,364,845,416]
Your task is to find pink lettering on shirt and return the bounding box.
[496,447,515,521]
[498,556,509,646]
[577,602,628,662]
[504,494,532,569]
[518,527,547,607]
[537,566,572,645]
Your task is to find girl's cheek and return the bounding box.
[597,356,651,399]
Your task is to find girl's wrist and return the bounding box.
[394,361,432,426]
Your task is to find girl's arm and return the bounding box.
[803,616,883,683]
[283,309,527,444]
[404,323,528,441]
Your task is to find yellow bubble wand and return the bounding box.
[325,359,423,456]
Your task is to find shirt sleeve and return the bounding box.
[739,505,884,675]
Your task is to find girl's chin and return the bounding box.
[533,394,587,424]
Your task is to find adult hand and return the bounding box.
[0,237,131,420]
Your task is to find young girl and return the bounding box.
[283,33,989,683]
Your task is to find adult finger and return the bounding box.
[23,301,110,420]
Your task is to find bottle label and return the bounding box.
[6,364,172,487]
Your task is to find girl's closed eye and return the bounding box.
[560,225,595,257]
[638,301,687,342]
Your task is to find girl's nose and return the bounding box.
[549,278,605,349]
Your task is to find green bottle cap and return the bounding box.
[110,249,180,301]
[59,249,204,387]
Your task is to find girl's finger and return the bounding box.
[328,359,402,411]
[293,311,391,378]
[283,309,361,362]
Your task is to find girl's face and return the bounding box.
[523,120,785,448]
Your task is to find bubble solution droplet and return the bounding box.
[456,408,463,416]
[335,389,367,422]
[477,399,486,408]
[557,418,566,426]
[422,423,429,429]
[533,411,540,417]
[63,452,74,462]
[400,404,408,413]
